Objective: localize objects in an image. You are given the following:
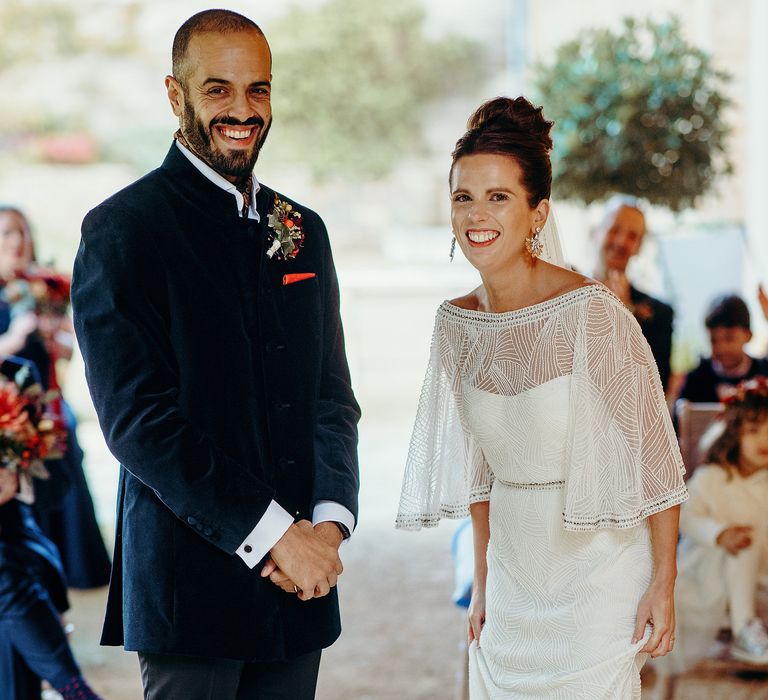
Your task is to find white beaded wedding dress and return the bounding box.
[397,284,687,699]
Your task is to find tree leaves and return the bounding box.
[269,0,481,180]
[534,16,732,212]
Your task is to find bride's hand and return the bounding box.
[633,578,675,658]
[468,584,486,646]
[0,468,19,505]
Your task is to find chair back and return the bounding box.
[676,399,722,478]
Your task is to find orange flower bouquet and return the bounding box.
[0,373,66,479]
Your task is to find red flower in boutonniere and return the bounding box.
[633,301,655,323]
[266,196,305,260]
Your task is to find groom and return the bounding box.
[71,10,360,699]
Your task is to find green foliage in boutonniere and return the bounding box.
[266,196,305,260]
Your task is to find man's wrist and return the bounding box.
[333,521,351,540]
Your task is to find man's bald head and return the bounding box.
[172,9,266,87]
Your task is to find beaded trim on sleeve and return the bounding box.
[562,483,689,532]
[395,486,491,530]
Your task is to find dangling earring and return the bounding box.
[449,235,456,262]
[525,226,544,259]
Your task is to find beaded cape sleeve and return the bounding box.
[396,285,687,531]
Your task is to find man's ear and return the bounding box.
[165,75,184,118]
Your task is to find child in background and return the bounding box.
[678,294,768,403]
[673,376,768,669]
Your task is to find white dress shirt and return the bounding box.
[175,141,355,568]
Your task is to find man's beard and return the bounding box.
[181,102,271,180]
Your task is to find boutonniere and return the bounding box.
[266,196,305,260]
[633,301,655,323]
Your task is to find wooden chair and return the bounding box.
[675,399,722,478]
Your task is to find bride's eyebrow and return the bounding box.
[485,187,516,195]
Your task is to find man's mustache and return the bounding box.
[211,116,264,128]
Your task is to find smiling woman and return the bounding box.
[398,95,688,699]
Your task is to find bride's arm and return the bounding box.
[633,505,680,657]
[468,500,491,646]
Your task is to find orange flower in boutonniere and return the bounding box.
[266,196,305,260]
[633,301,655,323]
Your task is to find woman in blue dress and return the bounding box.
[0,205,111,589]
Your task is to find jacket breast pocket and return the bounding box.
[280,274,319,301]
[275,276,323,375]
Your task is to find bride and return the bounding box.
[397,96,687,699]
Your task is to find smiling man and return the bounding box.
[593,195,674,392]
[71,10,360,700]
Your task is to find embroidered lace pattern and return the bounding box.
[396,284,687,530]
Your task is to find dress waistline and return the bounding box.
[495,478,565,491]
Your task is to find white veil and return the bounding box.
[539,204,567,269]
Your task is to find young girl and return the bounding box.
[674,375,768,669]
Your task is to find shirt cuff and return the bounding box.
[312,500,355,541]
[235,500,294,569]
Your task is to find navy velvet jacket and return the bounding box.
[630,286,674,392]
[71,144,360,661]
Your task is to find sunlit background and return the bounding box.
[2,0,766,697]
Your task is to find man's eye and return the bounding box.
[490,193,509,201]
[452,194,470,203]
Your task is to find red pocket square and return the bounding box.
[283,272,316,286]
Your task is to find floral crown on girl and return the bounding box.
[721,376,768,407]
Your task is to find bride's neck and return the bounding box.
[479,259,541,313]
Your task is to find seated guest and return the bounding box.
[593,195,674,391]
[679,294,768,403]
[672,378,768,670]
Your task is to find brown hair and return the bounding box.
[450,96,554,208]
[705,293,751,332]
[172,10,265,86]
[703,391,768,473]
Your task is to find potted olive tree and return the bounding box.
[534,16,732,211]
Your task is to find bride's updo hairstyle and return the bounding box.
[451,96,554,208]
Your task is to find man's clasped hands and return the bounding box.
[261,520,344,601]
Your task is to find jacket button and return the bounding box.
[266,342,286,353]
[203,526,213,537]
[187,516,198,526]
[244,544,253,553]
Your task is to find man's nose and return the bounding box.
[607,231,625,248]
[227,91,254,121]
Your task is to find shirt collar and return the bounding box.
[174,140,261,221]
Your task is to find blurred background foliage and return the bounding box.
[269,0,481,180]
[535,16,733,212]
[0,0,139,64]
[0,0,482,181]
